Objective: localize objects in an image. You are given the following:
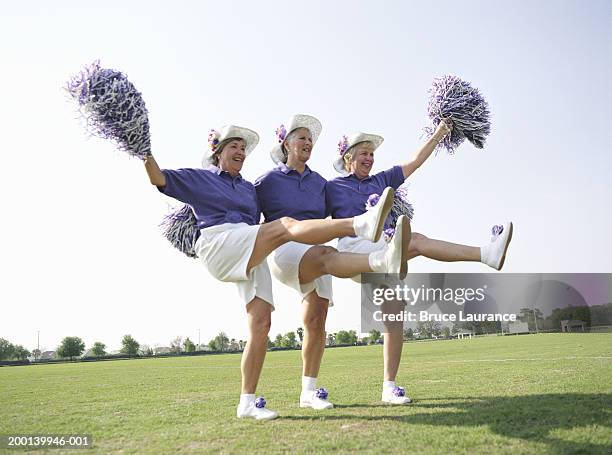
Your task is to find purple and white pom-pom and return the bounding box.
[66,60,151,159]
[255,397,267,409]
[159,204,200,258]
[315,388,329,400]
[423,75,491,154]
[389,184,414,225]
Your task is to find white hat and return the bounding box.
[270,114,322,164]
[333,131,384,174]
[202,125,259,166]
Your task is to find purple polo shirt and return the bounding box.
[326,166,405,223]
[254,163,327,222]
[158,165,260,229]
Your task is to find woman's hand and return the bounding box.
[144,154,167,187]
[434,118,453,141]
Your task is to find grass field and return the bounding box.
[1,333,611,454]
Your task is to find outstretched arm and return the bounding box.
[400,119,452,179]
[143,155,166,187]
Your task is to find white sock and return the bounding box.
[239,394,255,407]
[302,376,317,393]
[383,380,396,391]
[368,250,386,272]
[479,244,489,264]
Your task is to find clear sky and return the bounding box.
[1,0,610,352]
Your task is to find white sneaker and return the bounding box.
[353,187,394,242]
[237,397,278,421]
[382,386,412,405]
[300,388,334,410]
[481,222,513,270]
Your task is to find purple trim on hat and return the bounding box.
[276,124,287,143]
[208,129,220,152]
[337,135,349,156]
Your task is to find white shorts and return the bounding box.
[195,223,274,307]
[268,241,333,306]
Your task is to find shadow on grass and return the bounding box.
[287,393,612,453]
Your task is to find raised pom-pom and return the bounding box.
[424,75,491,154]
[159,205,199,258]
[66,60,151,159]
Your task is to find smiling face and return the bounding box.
[283,127,313,165]
[347,141,375,179]
[216,138,246,176]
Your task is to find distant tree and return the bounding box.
[239,340,246,350]
[139,344,154,356]
[336,330,357,345]
[442,327,451,339]
[326,333,336,346]
[267,337,274,349]
[368,330,381,344]
[214,332,229,352]
[170,336,183,354]
[183,338,196,353]
[417,321,441,338]
[208,338,218,351]
[403,328,414,340]
[57,336,85,360]
[91,342,107,357]
[0,338,15,360]
[296,327,304,343]
[282,332,297,348]
[120,335,140,356]
[32,348,42,360]
[13,345,31,360]
[274,334,284,347]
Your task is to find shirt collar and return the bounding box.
[206,164,242,181]
[277,162,311,176]
[345,172,371,182]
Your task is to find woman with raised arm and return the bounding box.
[144,124,404,420]
[326,120,513,404]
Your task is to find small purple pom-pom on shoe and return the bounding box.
[254,396,267,409]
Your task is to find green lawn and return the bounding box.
[1,333,611,454]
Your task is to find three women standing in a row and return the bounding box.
[146,114,512,420]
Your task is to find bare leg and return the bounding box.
[301,292,329,378]
[381,298,405,382]
[241,297,272,394]
[298,245,373,283]
[408,232,481,262]
[383,331,404,382]
[247,217,355,272]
